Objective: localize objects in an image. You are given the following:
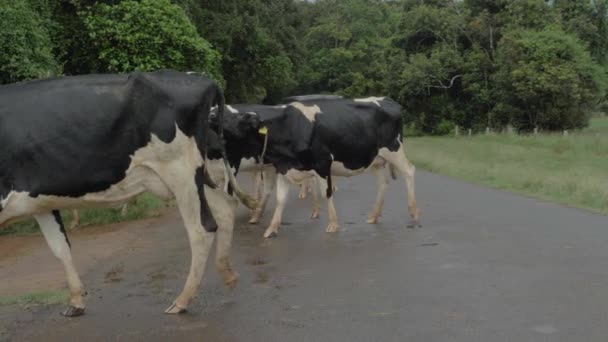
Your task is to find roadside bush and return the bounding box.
[494,27,606,131]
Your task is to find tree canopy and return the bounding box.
[1,0,606,133]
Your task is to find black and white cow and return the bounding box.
[256,96,420,237]
[206,104,286,218]
[210,97,419,238]
[0,70,255,316]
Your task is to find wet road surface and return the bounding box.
[1,171,608,341]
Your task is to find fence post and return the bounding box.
[563,130,569,137]
[468,128,472,137]
[485,126,490,135]
[455,125,460,137]
[534,127,538,136]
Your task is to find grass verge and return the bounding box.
[0,290,69,307]
[1,193,166,237]
[406,116,608,215]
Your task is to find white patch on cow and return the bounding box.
[226,105,239,114]
[291,102,322,122]
[0,125,199,226]
[355,97,385,107]
[0,192,11,210]
[186,71,207,77]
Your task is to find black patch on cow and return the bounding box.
[195,167,218,232]
[52,210,70,248]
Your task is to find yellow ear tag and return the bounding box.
[258,126,268,135]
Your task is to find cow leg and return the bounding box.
[316,177,340,233]
[69,209,80,230]
[380,143,421,228]
[35,211,86,317]
[367,164,388,224]
[251,172,262,201]
[249,168,276,224]
[246,171,263,216]
[163,168,216,314]
[298,179,310,199]
[205,185,239,289]
[263,173,290,238]
[309,176,320,219]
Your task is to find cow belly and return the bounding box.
[0,165,169,225]
[0,128,202,226]
[330,157,386,177]
[285,169,315,184]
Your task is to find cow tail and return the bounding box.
[326,175,333,198]
[216,87,258,210]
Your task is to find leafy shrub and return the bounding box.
[0,1,59,84]
[494,27,606,131]
[80,0,223,85]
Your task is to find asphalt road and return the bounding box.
[1,170,608,342]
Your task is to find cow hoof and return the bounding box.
[406,221,421,229]
[248,217,259,225]
[164,303,188,314]
[325,223,340,233]
[298,193,307,199]
[263,230,277,238]
[367,216,379,224]
[311,210,320,219]
[61,306,85,317]
[224,271,240,289]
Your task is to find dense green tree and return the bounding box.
[80,0,223,84]
[297,0,400,98]
[495,28,606,131]
[390,0,607,133]
[554,0,608,64]
[2,0,607,131]
[175,0,300,103]
[0,0,60,84]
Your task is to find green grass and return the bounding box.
[0,290,68,307]
[1,193,166,237]
[406,116,608,215]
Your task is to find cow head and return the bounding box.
[209,107,265,167]
[210,108,260,140]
